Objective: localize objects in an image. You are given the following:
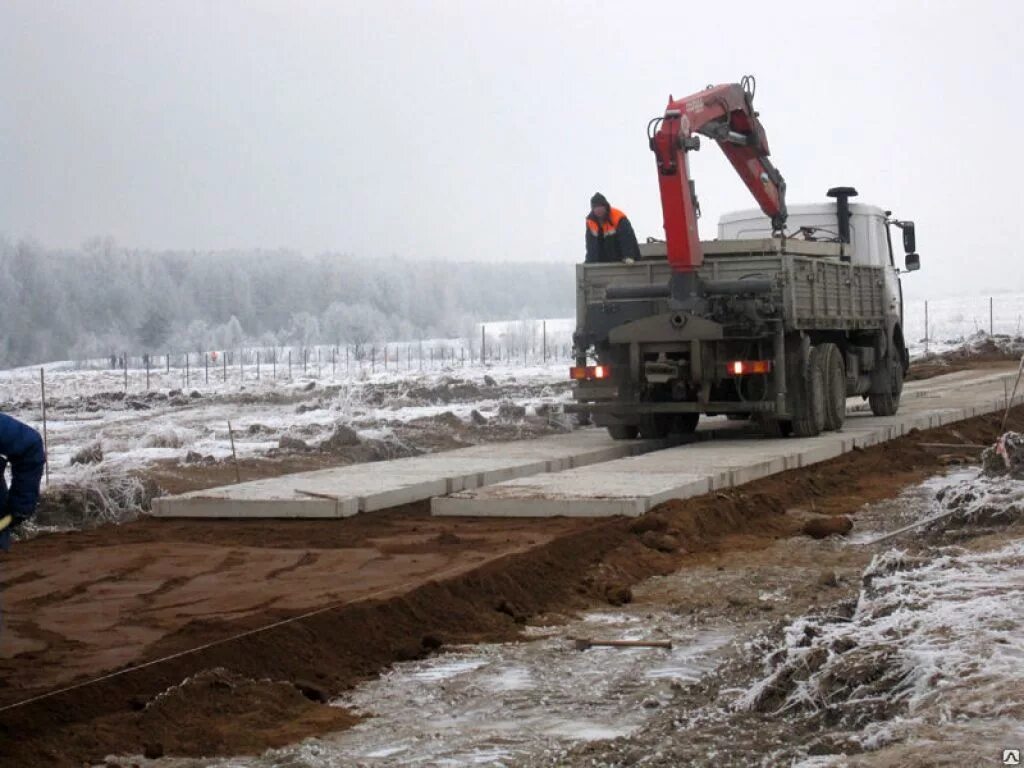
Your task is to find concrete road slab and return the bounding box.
[152,420,734,518]
[433,369,1024,518]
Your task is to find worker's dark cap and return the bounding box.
[590,192,609,208]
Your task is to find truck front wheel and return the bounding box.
[869,344,903,417]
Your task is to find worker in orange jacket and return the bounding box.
[585,192,641,264]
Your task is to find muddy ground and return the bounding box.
[2,391,1022,766]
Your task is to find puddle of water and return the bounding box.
[409,657,486,682]
[147,607,733,767]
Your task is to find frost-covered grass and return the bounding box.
[742,529,1024,760]
[0,360,575,488]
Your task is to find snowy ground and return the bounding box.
[904,292,1024,356]
[0,358,576,533]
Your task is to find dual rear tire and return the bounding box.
[789,342,845,437]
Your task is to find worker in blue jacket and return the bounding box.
[0,413,46,551]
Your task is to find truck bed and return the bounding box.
[577,238,886,331]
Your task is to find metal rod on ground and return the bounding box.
[574,638,672,651]
[918,443,987,450]
[1001,353,1024,431]
[39,368,49,486]
[227,421,241,483]
[860,507,962,546]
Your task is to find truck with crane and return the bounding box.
[569,76,921,438]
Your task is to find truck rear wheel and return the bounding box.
[757,416,793,438]
[790,344,825,437]
[639,416,672,439]
[818,343,846,431]
[607,424,639,440]
[672,413,700,434]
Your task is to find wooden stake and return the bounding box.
[227,421,241,483]
[1002,353,1024,432]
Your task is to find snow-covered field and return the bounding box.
[0,358,575,491]
[904,292,1024,355]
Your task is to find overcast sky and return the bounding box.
[1,0,1021,298]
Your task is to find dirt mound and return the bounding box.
[802,515,854,539]
[81,668,359,760]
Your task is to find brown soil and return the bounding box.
[1,405,1023,766]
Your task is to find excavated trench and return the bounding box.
[1,405,1023,766]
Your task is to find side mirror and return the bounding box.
[904,253,921,272]
[901,221,916,254]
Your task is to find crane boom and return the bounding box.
[650,76,787,274]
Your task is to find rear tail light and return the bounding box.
[727,360,772,376]
[569,365,612,381]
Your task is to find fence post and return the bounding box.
[303,348,307,374]
[123,354,128,392]
[166,353,170,373]
[288,349,292,379]
[925,300,929,354]
[543,321,547,362]
[205,353,209,384]
[39,368,49,486]
[223,351,227,383]
[481,325,486,364]
[185,353,190,389]
[257,351,261,380]
[146,355,151,390]
[990,296,994,336]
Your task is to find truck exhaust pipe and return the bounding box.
[827,186,858,260]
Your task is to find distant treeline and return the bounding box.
[0,236,575,367]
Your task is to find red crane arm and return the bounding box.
[650,78,787,272]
